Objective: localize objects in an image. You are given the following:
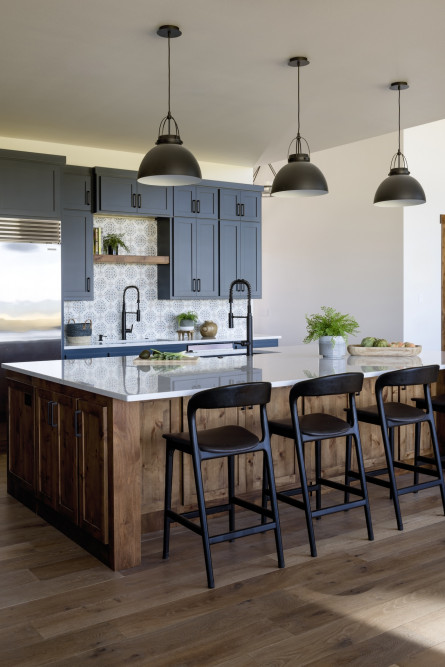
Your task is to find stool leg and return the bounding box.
[353,432,374,542]
[428,418,445,514]
[192,456,215,589]
[228,455,235,537]
[163,446,174,559]
[381,426,403,531]
[315,440,322,516]
[295,438,317,557]
[261,453,269,525]
[263,448,285,569]
[344,435,352,504]
[414,422,421,491]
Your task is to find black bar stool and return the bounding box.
[162,381,285,589]
[352,365,445,531]
[267,372,373,557]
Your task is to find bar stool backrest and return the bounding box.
[375,365,439,392]
[187,381,272,414]
[289,372,364,401]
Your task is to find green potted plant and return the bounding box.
[176,311,198,331]
[103,233,130,255]
[303,306,359,358]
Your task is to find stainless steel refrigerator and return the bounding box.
[0,238,62,444]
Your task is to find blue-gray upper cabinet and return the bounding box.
[94,167,172,217]
[173,185,218,219]
[157,217,218,299]
[0,150,64,220]
[219,188,261,222]
[62,166,93,301]
[219,219,262,298]
[61,211,94,301]
[62,166,92,211]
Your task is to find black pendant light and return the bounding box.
[374,82,425,207]
[271,57,328,198]
[137,25,202,187]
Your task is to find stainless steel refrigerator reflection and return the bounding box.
[0,240,62,444]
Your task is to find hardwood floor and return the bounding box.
[2,452,445,666]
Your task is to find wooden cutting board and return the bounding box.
[133,356,199,365]
[347,345,422,357]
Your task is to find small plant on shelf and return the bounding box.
[176,311,198,330]
[103,233,130,255]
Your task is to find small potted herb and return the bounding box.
[103,233,129,255]
[303,306,359,358]
[176,311,198,331]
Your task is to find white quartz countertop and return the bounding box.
[4,345,445,403]
[63,334,281,351]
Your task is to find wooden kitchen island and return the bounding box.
[4,346,445,570]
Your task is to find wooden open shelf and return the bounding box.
[94,255,169,265]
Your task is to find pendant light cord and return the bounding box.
[296,63,301,153]
[167,29,172,133]
[397,84,401,167]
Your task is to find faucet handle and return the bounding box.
[98,334,107,342]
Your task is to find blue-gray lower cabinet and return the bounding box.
[219,219,262,298]
[158,217,219,299]
[62,211,94,301]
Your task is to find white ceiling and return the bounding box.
[1,0,445,168]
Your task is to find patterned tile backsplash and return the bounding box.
[63,216,249,343]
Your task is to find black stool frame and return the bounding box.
[351,365,445,531]
[163,381,285,589]
[267,372,373,557]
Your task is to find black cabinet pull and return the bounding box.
[191,199,196,214]
[192,278,196,292]
[132,193,137,208]
[86,189,91,206]
[196,200,200,214]
[47,400,57,428]
[236,202,240,216]
[74,409,82,438]
[138,193,142,209]
[241,203,245,217]
[197,278,201,292]
[86,277,91,292]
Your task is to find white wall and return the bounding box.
[255,133,404,346]
[0,135,252,183]
[403,120,445,349]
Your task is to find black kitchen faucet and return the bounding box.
[122,285,141,340]
[228,279,253,356]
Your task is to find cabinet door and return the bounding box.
[240,221,262,297]
[219,219,240,297]
[172,217,195,297]
[57,393,79,523]
[62,211,94,301]
[240,190,261,222]
[62,168,92,211]
[35,388,59,509]
[96,173,136,214]
[77,398,109,544]
[137,183,173,216]
[0,159,61,219]
[195,218,218,297]
[8,380,35,492]
[219,188,239,220]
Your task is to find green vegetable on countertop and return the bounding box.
[374,338,389,347]
[145,349,187,360]
[361,337,376,347]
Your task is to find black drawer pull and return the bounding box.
[74,410,82,438]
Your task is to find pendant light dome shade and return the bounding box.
[137,26,201,187]
[271,57,328,198]
[374,82,425,207]
[374,167,426,207]
[271,153,328,197]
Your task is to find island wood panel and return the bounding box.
[35,387,61,510]
[56,390,79,524]
[353,380,392,471]
[140,397,181,533]
[7,378,35,494]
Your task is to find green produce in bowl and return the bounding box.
[139,349,151,359]
[373,338,389,347]
[361,336,376,347]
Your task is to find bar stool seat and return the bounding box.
[267,372,374,557]
[353,365,445,531]
[162,381,285,589]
